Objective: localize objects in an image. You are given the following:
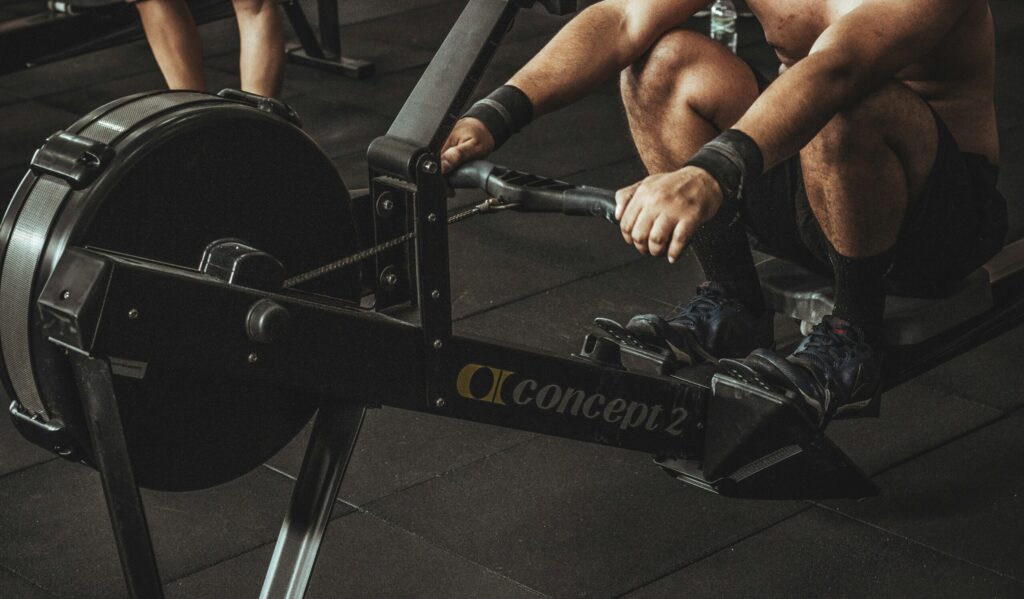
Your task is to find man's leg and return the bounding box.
[233,0,285,98]
[621,30,763,311]
[136,0,206,90]
[620,30,773,360]
[800,83,938,333]
[741,83,940,426]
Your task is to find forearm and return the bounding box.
[732,50,874,169]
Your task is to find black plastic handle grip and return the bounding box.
[449,160,618,223]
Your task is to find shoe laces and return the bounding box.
[668,284,732,329]
[795,319,869,377]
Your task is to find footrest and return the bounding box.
[657,370,877,500]
[585,318,678,375]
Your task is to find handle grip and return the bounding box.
[449,160,618,223]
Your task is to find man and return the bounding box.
[440,0,1006,426]
[135,0,284,97]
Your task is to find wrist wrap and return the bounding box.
[684,129,764,202]
[463,85,534,148]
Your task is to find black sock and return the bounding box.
[829,245,894,338]
[690,200,764,315]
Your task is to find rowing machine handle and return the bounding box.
[449,160,618,223]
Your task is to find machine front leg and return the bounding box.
[260,400,366,599]
[70,354,164,599]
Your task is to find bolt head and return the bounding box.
[421,160,438,174]
[432,339,443,350]
[427,213,438,223]
[435,397,445,408]
[127,308,139,320]
[247,352,259,363]
[60,289,71,300]
[430,289,441,299]
[384,273,398,285]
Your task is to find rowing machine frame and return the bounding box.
[21,0,1024,597]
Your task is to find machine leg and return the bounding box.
[70,354,164,599]
[260,400,366,599]
[280,0,375,79]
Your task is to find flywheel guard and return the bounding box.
[0,90,361,490]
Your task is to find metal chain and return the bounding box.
[283,198,512,288]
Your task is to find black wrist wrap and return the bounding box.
[684,129,764,202]
[463,85,534,148]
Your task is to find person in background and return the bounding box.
[134,0,284,98]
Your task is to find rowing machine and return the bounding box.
[1,0,1021,597]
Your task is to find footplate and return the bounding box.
[658,367,877,500]
[580,318,678,375]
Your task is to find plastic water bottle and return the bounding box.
[710,0,738,53]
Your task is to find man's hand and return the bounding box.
[615,166,723,263]
[440,118,496,174]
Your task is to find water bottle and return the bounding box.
[710,0,738,53]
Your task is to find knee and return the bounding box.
[814,84,923,154]
[620,30,757,126]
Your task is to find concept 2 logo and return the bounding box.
[455,363,689,437]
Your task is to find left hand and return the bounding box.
[615,166,724,263]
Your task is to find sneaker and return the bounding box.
[626,282,774,363]
[745,315,882,426]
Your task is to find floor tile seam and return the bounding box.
[160,535,290,587]
[452,257,646,324]
[350,433,542,508]
[809,502,1024,585]
[0,455,58,482]
[259,433,540,512]
[0,561,63,599]
[867,404,1020,480]
[611,505,814,598]
[910,374,1016,414]
[354,508,554,598]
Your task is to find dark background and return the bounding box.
[0,1,1021,597]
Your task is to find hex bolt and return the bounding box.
[376,192,396,217]
[427,213,438,223]
[430,289,441,299]
[248,352,259,363]
[383,273,399,286]
[60,289,71,300]
[127,308,140,320]
[432,339,443,350]
[435,397,446,408]
[421,160,439,174]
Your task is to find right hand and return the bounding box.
[440,117,496,173]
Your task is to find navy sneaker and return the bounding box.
[626,282,774,363]
[744,315,882,426]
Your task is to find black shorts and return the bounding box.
[739,65,1009,297]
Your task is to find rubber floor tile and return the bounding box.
[0,42,158,98]
[166,511,542,598]
[38,67,238,115]
[826,411,1024,581]
[446,205,638,319]
[0,566,55,599]
[275,60,429,120]
[626,507,1024,599]
[454,257,699,354]
[918,324,1024,412]
[0,100,78,170]
[284,93,392,157]
[0,458,328,598]
[366,435,804,598]
[267,406,536,506]
[825,381,1002,476]
[0,411,53,477]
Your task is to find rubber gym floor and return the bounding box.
[1,1,1023,597]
